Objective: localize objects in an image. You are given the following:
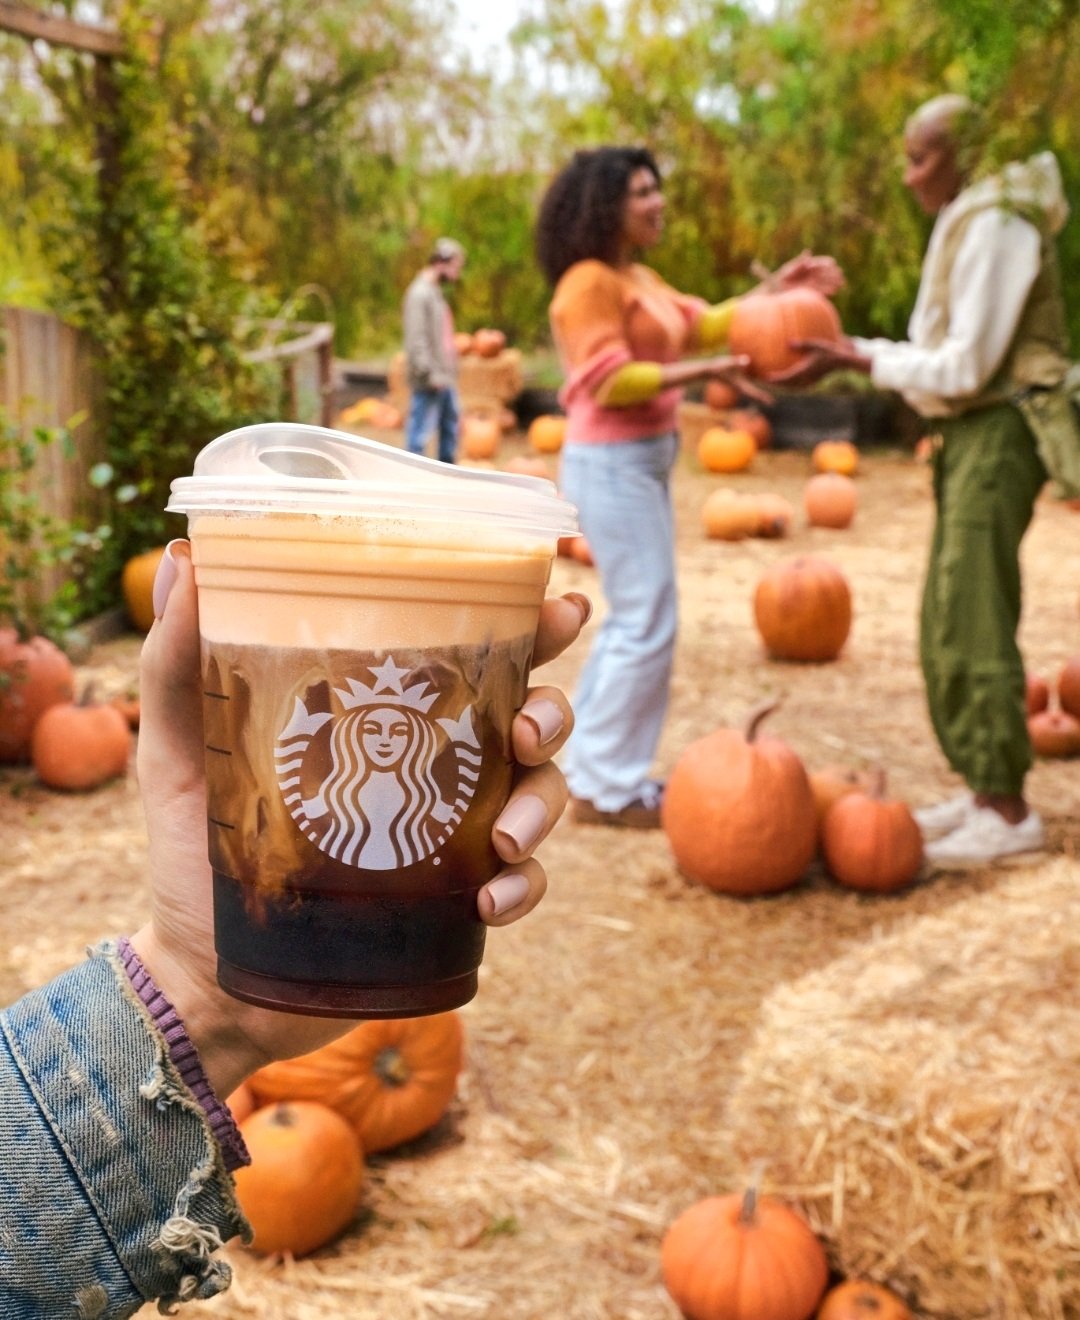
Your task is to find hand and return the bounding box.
[769,250,846,298]
[129,541,590,1094]
[705,354,774,406]
[769,337,871,388]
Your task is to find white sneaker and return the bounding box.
[924,806,1046,868]
[913,792,975,841]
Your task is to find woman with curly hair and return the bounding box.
[536,145,842,828]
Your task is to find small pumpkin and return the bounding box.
[728,287,843,379]
[661,1187,829,1320]
[698,426,756,474]
[816,1279,914,1319]
[702,490,761,541]
[727,407,772,450]
[121,547,169,634]
[820,767,923,892]
[1025,673,1050,716]
[804,472,857,529]
[234,1101,364,1257]
[460,415,501,460]
[812,439,859,476]
[754,492,794,538]
[808,764,875,829]
[662,701,818,896]
[527,414,567,454]
[704,379,740,411]
[247,1011,464,1154]
[0,629,76,763]
[1028,708,1080,758]
[754,556,853,663]
[453,330,475,356]
[31,693,131,791]
[472,327,506,358]
[503,455,551,479]
[1058,654,1080,719]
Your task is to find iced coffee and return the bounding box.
[167,425,576,1018]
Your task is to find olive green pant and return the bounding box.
[921,404,1047,796]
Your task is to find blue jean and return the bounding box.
[0,945,249,1315]
[405,386,459,463]
[559,432,679,810]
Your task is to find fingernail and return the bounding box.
[563,591,593,625]
[486,873,529,916]
[152,540,189,619]
[493,794,547,853]
[520,697,564,745]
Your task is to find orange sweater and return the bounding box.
[549,259,707,443]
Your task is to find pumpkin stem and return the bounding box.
[744,699,780,743]
[738,1185,759,1224]
[374,1047,410,1088]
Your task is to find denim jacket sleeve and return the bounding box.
[0,942,250,1317]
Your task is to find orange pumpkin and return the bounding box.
[460,415,501,460]
[1025,673,1050,716]
[0,629,76,763]
[234,1101,364,1257]
[704,379,741,411]
[698,426,756,474]
[661,1188,829,1320]
[226,1081,257,1124]
[812,439,859,476]
[727,407,773,450]
[754,493,794,538]
[816,1279,914,1319]
[31,697,131,791]
[1058,654,1080,719]
[472,327,506,358]
[702,490,760,541]
[247,1011,464,1154]
[453,331,475,356]
[728,287,843,379]
[1028,708,1080,758]
[662,702,818,896]
[804,472,857,529]
[503,455,551,479]
[528,414,567,454]
[820,768,923,893]
[121,546,169,633]
[754,556,852,663]
[808,764,875,829]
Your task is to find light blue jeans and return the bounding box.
[405,386,459,463]
[559,432,679,810]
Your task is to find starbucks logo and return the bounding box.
[273,656,481,870]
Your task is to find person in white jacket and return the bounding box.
[783,94,1073,867]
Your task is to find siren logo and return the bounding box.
[273,656,481,870]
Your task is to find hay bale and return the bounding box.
[724,858,1080,1320]
[388,350,524,423]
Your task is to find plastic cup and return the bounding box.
[166,423,577,1018]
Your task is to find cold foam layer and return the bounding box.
[189,513,553,648]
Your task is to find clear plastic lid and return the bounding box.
[167,423,578,539]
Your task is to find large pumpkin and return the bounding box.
[121,546,168,633]
[1058,654,1080,719]
[804,473,857,529]
[661,1188,829,1320]
[528,414,567,454]
[247,1011,464,1154]
[661,702,818,896]
[31,697,132,791]
[0,629,76,763]
[234,1101,364,1257]
[820,769,923,893]
[728,288,843,379]
[754,556,852,663]
[698,426,756,474]
[816,1280,914,1319]
[472,327,506,358]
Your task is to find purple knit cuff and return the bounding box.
[116,937,251,1173]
